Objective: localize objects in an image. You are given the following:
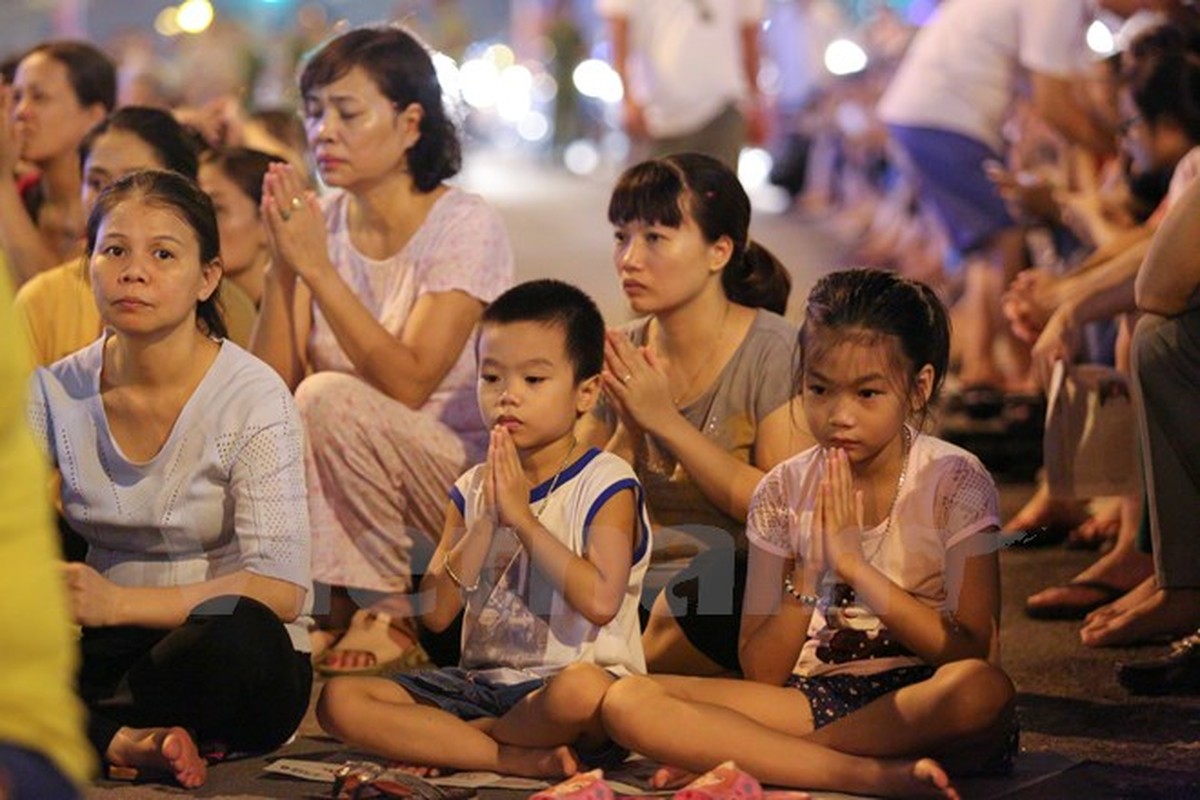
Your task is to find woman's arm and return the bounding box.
[1137,172,1200,315]
[603,334,810,520]
[249,261,311,389]
[0,88,60,286]
[63,564,306,628]
[260,166,491,407]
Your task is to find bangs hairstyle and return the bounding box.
[607,153,791,314]
[480,279,605,381]
[299,25,461,192]
[797,268,950,423]
[86,170,227,340]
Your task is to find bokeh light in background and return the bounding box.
[1087,19,1117,56]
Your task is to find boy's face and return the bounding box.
[477,320,600,451]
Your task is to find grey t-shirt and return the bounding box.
[599,309,798,550]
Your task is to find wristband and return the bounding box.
[783,574,819,607]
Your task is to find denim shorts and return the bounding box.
[888,124,1014,260]
[392,668,544,721]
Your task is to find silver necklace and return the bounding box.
[529,437,577,522]
[863,425,912,564]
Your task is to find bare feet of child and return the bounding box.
[498,744,579,779]
[649,763,697,789]
[904,758,960,800]
[106,726,207,788]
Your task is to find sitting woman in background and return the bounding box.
[14,106,258,368]
[199,146,285,306]
[27,170,313,788]
[587,152,812,676]
[252,25,514,675]
[0,40,115,285]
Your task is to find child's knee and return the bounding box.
[543,663,613,724]
[935,659,1015,731]
[599,676,658,744]
[316,676,373,738]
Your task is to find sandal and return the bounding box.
[315,610,425,677]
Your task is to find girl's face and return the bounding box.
[801,332,931,471]
[302,66,423,189]
[81,130,165,216]
[90,196,221,339]
[612,203,732,315]
[12,52,105,164]
[199,162,266,278]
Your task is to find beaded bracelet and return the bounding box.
[443,551,479,593]
[783,574,819,607]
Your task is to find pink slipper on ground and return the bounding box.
[673,762,810,800]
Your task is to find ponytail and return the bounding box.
[721,239,791,315]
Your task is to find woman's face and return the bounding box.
[81,129,165,216]
[12,52,105,165]
[1119,91,1188,175]
[611,202,731,316]
[302,66,422,189]
[198,162,266,278]
[90,196,220,339]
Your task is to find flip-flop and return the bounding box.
[315,611,425,677]
[1025,579,1128,620]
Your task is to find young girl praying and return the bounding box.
[600,268,1016,799]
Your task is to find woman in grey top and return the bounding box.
[588,152,813,675]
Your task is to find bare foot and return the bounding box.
[1081,588,1200,647]
[107,726,207,788]
[318,610,414,673]
[497,744,579,779]
[1084,574,1156,626]
[873,758,959,799]
[650,764,698,789]
[1067,496,1123,548]
[1025,545,1153,615]
[1003,483,1087,533]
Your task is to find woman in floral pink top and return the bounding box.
[252,25,514,674]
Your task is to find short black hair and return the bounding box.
[481,279,604,381]
[79,106,200,179]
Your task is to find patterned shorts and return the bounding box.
[785,665,937,728]
[786,665,1019,775]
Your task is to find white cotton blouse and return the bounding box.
[27,338,313,651]
[747,431,1001,677]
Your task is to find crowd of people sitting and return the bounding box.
[1,1,1198,797]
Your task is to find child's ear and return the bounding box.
[574,373,602,415]
[911,364,935,411]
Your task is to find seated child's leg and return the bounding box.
[490,663,614,754]
[601,674,959,797]
[317,675,580,779]
[807,659,1016,769]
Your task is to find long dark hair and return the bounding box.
[86,170,227,340]
[607,153,791,314]
[300,25,461,192]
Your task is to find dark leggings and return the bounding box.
[79,596,312,759]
